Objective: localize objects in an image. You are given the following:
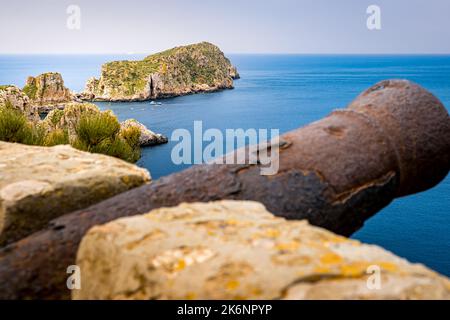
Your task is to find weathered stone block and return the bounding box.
[74,201,450,300]
[0,142,150,246]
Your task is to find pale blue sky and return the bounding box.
[1,0,449,54]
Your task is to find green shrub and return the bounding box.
[47,109,65,126]
[0,101,141,163]
[111,138,140,163]
[120,125,141,149]
[74,111,140,162]
[23,82,38,100]
[75,111,120,146]
[96,137,140,163]
[44,128,69,146]
[0,106,47,145]
[0,106,31,143]
[25,123,46,145]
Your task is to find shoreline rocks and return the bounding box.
[0,141,151,246]
[81,42,239,102]
[43,104,168,147]
[73,201,450,300]
[120,119,168,146]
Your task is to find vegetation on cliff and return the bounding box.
[83,42,239,101]
[22,81,38,100]
[23,72,72,106]
[0,103,45,145]
[0,85,40,121]
[0,101,140,162]
[1,75,168,162]
[73,111,141,163]
[1,74,73,117]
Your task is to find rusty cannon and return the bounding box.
[0,79,449,299]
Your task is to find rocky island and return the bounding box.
[23,72,73,114]
[80,42,239,101]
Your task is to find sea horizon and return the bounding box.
[2,52,450,56]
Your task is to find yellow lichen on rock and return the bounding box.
[73,201,450,300]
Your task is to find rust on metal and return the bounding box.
[0,80,448,299]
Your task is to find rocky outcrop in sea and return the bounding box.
[80,42,240,101]
[23,72,73,114]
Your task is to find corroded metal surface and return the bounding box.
[0,80,448,299]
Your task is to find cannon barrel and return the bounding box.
[0,79,449,299]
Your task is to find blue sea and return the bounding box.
[1,54,449,276]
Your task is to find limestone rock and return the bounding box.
[23,72,73,113]
[229,65,240,79]
[42,102,100,143]
[77,77,99,100]
[42,104,167,147]
[73,201,450,300]
[0,141,150,246]
[120,119,168,147]
[82,42,239,101]
[0,85,39,122]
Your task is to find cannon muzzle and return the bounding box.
[348,79,449,196]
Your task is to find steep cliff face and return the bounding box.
[0,85,40,122]
[82,42,239,101]
[23,72,73,112]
